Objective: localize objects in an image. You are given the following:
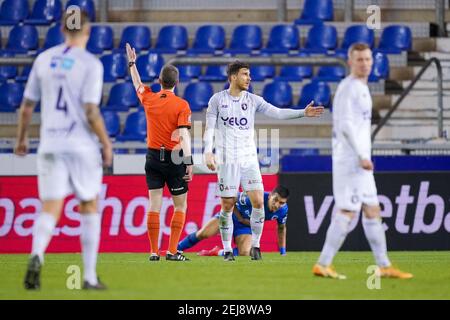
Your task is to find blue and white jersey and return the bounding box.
[206,90,276,163]
[24,44,104,154]
[236,191,288,225]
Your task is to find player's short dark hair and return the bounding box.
[273,185,290,199]
[348,42,371,56]
[227,60,250,80]
[61,10,91,35]
[159,64,179,89]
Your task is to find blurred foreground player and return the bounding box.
[313,43,413,280]
[15,11,112,289]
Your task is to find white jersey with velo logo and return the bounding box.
[204,89,305,197]
[332,75,378,211]
[23,44,104,201]
[24,44,104,154]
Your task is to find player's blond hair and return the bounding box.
[348,43,371,57]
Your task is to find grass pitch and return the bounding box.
[0,252,449,300]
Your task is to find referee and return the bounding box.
[126,43,193,261]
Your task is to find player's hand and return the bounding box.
[102,143,113,167]
[205,152,216,171]
[126,43,137,63]
[304,100,325,117]
[184,165,193,182]
[14,139,28,156]
[360,159,374,171]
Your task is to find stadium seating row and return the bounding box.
[0,23,412,55]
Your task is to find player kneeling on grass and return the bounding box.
[178,186,289,257]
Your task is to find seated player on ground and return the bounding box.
[178,186,289,256]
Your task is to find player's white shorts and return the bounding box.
[216,161,263,197]
[37,151,102,201]
[333,164,379,212]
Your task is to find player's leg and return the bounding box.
[217,163,240,260]
[241,161,264,260]
[78,199,106,289]
[314,168,358,279]
[178,215,220,251]
[361,173,412,279]
[71,151,106,289]
[235,235,252,256]
[25,153,70,290]
[166,161,190,261]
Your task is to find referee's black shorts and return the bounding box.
[145,148,188,196]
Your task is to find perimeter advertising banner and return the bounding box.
[0,175,279,253]
[280,172,450,250]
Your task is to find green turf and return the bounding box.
[1,252,449,300]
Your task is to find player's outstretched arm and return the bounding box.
[259,99,324,119]
[277,223,287,255]
[126,43,142,90]
[14,98,37,156]
[85,103,113,167]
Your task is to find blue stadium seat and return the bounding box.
[5,25,39,54]
[297,81,331,109]
[277,65,313,81]
[295,0,333,25]
[0,0,28,26]
[0,83,24,112]
[153,25,188,53]
[116,110,147,142]
[378,25,412,53]
[0,52,17,81]
[16,65,31,83]
[315,65,346,82]
[199,65,227,81]
[369,51,389,82]
[104,82,139,112]
[150,83,178,95]
[302,24,337,54]
[183,82,213,112]
[87,25,114,54]
[66,0,95,22]
[117,26,151,53]
[262,81,293,108]
[341,25,374,50]
[226,25,262,54]
[25,0,62,25]
[262,25,300,54]
[250,65,275,81]
[188,25,225,54]
[101,110,120,137]
[100,53,127,82]
[42,23,65,50]
[178,64,202,82]
[136,53,164,82]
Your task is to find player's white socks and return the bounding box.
[219,210,233,253]
[362,216,391,267]
[318,213,352,267]
[250,207,265,248]
[31,212,57,264]
[80,213,101,285]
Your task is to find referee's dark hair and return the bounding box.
[159,64,179,89]
[273,185,290,199]
[227,60,250,80]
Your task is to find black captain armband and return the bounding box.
[183,155,194,166]
[128,61,136,68]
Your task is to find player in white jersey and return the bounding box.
[313,43,413,279]
[204,60,324,261]
[15,11,112,290]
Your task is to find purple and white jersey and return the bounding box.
[24,44,103,154]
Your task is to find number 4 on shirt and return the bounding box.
[56,87,68,115]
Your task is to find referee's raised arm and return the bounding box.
[126,43,142,90]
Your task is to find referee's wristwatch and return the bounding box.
[128,61,136,68]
